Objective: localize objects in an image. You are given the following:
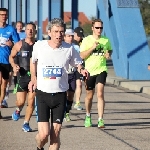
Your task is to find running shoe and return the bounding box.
[74,102,83,110]
[98,119,105,128]
[1,100,8,108]
[84,115,92,127]
[12,110,20,121]
[22,123,32,132]
[64,113,71,122]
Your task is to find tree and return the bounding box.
[139,0,150,35]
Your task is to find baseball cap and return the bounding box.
[74,27,84,37]
[65,29,74,35]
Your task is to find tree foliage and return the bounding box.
[139,0,150,35]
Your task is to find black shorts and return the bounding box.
[75,71,83,80]
[68,73,76,92]
[85,71,107,90]
[17,73,31,92]
[0,63,11,80]
[36,89,67,124]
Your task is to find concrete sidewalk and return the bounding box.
[106,59,150,95]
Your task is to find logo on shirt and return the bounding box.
[6,32,11,35]
[74,58,82,65]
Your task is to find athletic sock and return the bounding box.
[24,121,29,124]
[86,113,90,117]
[13,76,17,87]
[16,106,23,112]
[66,100,73,113]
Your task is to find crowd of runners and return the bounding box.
[0,7,112,150]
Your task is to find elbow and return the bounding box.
[80,53,85,59]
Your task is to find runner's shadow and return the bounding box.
[62,125,84,129]
[2,115,25,121]
[31,129,38,132]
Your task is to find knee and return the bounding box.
[50,125,61,143]
[39,132,49,142]
[16,100,24,107]
[97,92,104,99]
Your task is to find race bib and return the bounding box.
[21,51,29,57]
[42,67,62,79]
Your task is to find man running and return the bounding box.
[1,21,25,108]
[0,8,19,117]
[63,29,76,121]
[73,27,84,110]
[9,22,36,132]
[80,19,112,128]
[12,21,26,94]
[28,18,89,150]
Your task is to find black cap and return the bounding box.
[74,27,84,37]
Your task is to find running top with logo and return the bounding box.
[0,24,19,64]
[17,39,34,75]
[32,40,82,93]
[80,35,112,76]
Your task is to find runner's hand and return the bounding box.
[104,50,111,59]
[80,69,89,80]
[13,64,20,73]
[28,80,37,92]
[92,42,99,50]
[5,40,13,47]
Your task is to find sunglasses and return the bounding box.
[95,27,103,29]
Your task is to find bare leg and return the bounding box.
[36,122,50,149]
[49,123,62,150]
[96,83,105,118]
[24,91,36,122]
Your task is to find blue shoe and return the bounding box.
[22,123,32,132]
[1,100,8,108]
[12,110,20,121]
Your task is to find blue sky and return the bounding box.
[4,0,97,22]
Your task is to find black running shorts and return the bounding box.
[36,89,67,124]
[17,73,31,92]
[85,71,107,90]
[0,63,11,80]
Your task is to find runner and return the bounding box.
[9,22,36,132]
[80,19,112,128]
[73,27,84,110]
[28,18,89,150]
[0,8,19,116]
[16,21,26,40]
[64,29,76,121]
[12,21,26,94]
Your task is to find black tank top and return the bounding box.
[17,39,34,75]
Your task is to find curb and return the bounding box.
[106,77,150,95]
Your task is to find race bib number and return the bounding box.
[21,51,29,57]
[42,67,62,79]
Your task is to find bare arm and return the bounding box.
[9,41,22,67]
[29,58,37,92]
[30,58,37,81]
[80,42,98,59]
